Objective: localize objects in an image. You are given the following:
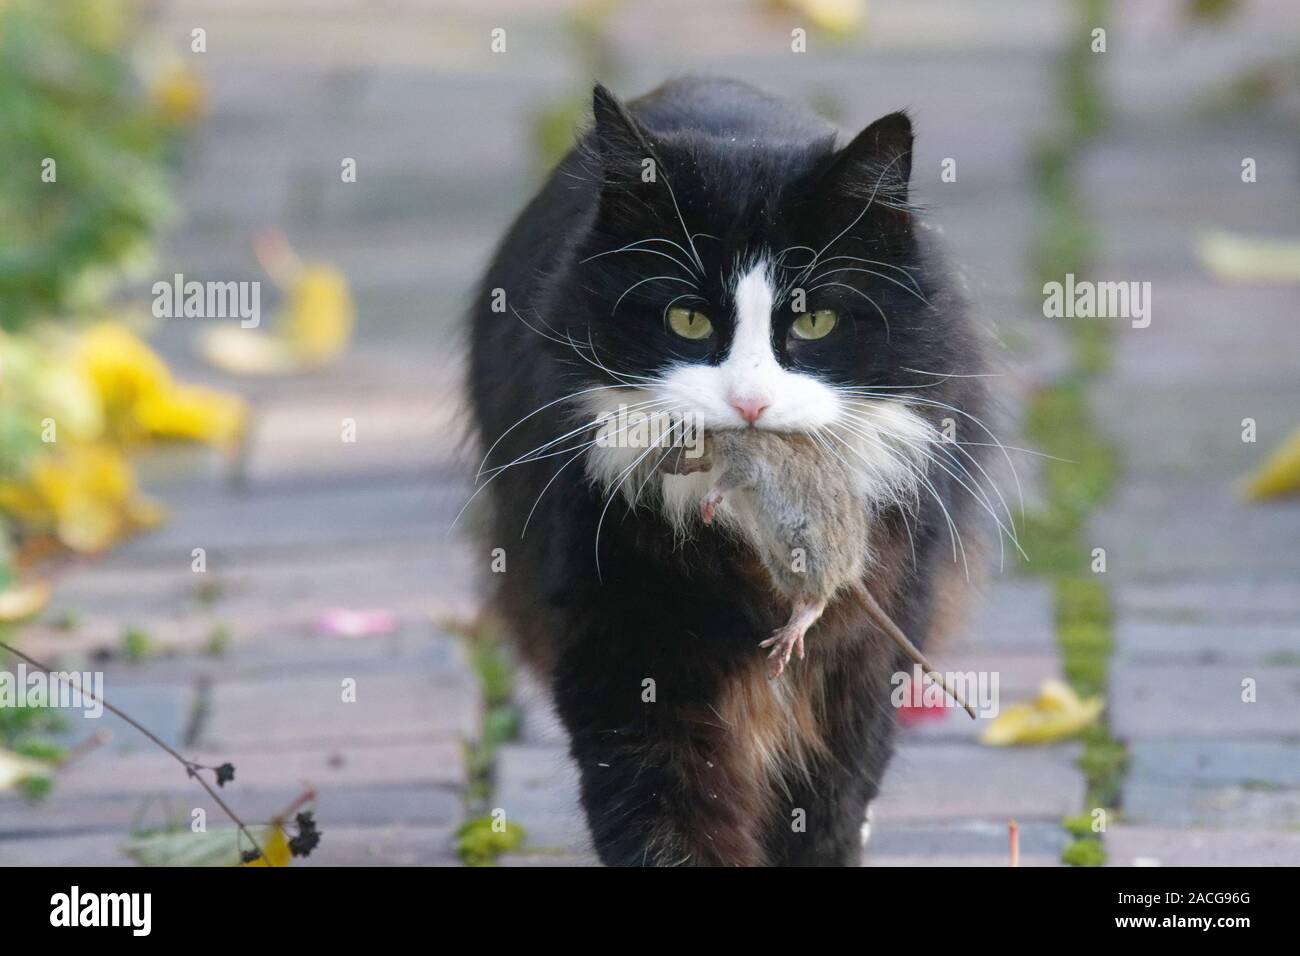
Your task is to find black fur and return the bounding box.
[467,78,988,866]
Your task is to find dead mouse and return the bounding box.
[663,429,975,716]
[685,429,867,676]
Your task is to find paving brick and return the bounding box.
[0,832,131,867]
[493,744,589,853]
[1105,826,1300,867]
[217,627,472,677]
[44,680,195,754]
[33,554,478,660]
[245,392,464,484]
[1093,384,1300,477]
[111,480,463,563]
[873,743,1084,824]
[514,671,568,747]
[498,851,601,867]
[1079,133,1298,223]
[867,819,1068,860]
[1115,620,1300,666]
[199,671,480,749]
[1103,287,1300,388]
[50,740,466,798]
[865,852,1060,866]
[0,784,462,838]
[296,824,459,866]
[1090,491,1300,578]
[948,578,1056,652]
[1122,741,1300,828]
[1110,664,1300,740]
[1124,779,1300,830]
[1116,578,1300,626]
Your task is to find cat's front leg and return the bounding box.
[553,632,773,866]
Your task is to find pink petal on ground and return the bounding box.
[316,608,398,638]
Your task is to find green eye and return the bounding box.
[791,309,838,341]
[667,307,713,340]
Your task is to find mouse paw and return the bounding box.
[759,625,805,679]
[699,488,724,525]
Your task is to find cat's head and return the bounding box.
[563,84,976,527]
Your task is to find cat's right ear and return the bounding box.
[591,84,657,180]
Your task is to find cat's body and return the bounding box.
[467,78,993,866]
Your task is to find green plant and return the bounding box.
[455,816,526,867]
[121,626,154,662]
[1062,836,1106,867]
[0,0,178,331]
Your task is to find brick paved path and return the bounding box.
[1081,1,1300,866]
[2,0,1294,866]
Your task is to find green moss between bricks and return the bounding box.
[445,617,527,863]
[1077,728,1129,809]
[459,635,527,863]
[1024,0,1127,866]
[1062,813,1095,839]
[455,816,526,867]
[1062,836,1106,867]
[1016,382,1117,577]
[464,632,520,804]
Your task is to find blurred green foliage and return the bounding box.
[0,0,176,330]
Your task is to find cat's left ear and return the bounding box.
[820,111,913,208]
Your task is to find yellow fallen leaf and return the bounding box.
[133,382,247,449]
[75,321,246,448]
[242,825,293,867]
[0,749,50,793]
[981,679,1103,746]
[0,580,52,623]
[200,234,354,376]
[284,266,354,364]
[0,444,163,554]
[75,321,172,442]
[1197,230,1300,284]
[1242,426,1300,500]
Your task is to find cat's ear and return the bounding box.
[591,83,656,173]
[589,84,665,230]
[820,111,913,210]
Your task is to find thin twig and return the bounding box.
[0,639,265,860]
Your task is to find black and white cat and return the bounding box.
[467,78,994,866]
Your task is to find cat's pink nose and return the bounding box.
[729,396,769,424]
